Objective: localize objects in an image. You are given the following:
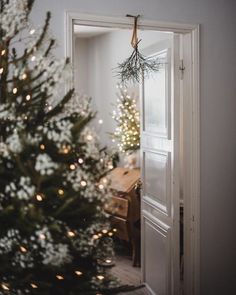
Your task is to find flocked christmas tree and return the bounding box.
[111,85,140,154]
[0,1,128,294]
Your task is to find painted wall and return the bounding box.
[74,31,133,148]
[30,1,236,294]
[74,38,89,95]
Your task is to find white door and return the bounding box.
[141,35,180,295]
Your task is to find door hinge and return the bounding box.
[179,59,185,80]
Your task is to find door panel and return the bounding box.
[143,150,171,216]
[141,35,180,295]
[143,48,171,138]
[143,213,171,295]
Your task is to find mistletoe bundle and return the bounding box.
[115,14,163,84]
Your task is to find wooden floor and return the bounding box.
[118,287,150,295]
[110,254,184,295]
[110,255,149,295]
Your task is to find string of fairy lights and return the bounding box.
[1,229,117,292]
[37,141,112,193]
[0,26,117,294]
[0,33,54,114]
[0,167,115,292]
[0,228,117,291]
[111,84,140,153]
[0,137,116,292]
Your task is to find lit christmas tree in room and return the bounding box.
[111,85,140,154]
[0,1,130,294]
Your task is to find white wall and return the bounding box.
[74,31,134,147]
[74,38,89,94]
[30,1,236,294]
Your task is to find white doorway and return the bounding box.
[65,13,200,295]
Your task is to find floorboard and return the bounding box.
[110,255,149,295]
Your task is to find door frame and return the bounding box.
[64,12,200,295]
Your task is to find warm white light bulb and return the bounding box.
[36,194,43,202]
[1,284,9,291]
[30,29,35,35]
[26,94,31,101]
[98,184,104,190]
[13,87,17,94]
[97,275,105,280]
[39,234,46,240]
[0,68,3,74]
[1,49,6,56]
[86,134,93,141]
[67,231,75,237]
[20,246,27,253]
[70,164,76,170]
[22,73,27,80]
[78,158,84,164]
[81,180,87,187]
[56,275,64,280]
[30,283,38,289]
[31,56,36,61]
[62,147,70,154]
[98,119,103,124]
[102,178,108,184]
[108,163,114,170]
[75,271,83,276]
[58,189,64,196]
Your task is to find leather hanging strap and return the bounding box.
[126,14,140,48]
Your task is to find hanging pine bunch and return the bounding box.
[115,14,163,84]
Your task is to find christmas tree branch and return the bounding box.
[10,11,51,64]
[53,197,77,217]
[45,88,74,121]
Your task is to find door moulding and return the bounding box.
[65,12,200,295]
